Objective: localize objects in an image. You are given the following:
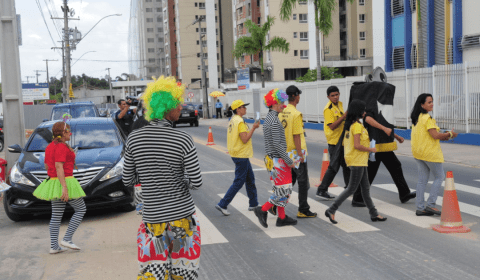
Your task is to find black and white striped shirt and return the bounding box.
[263,109,294,165]
[123,119,202,223]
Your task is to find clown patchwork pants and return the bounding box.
[137,213,201,280]
[268,158,293,207]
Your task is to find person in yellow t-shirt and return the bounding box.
[216,99,260,216]
[316,86,350,200]
[325,100,387,224]
[277,85,317,219]
[410,93,458,216]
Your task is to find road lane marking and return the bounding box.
[328,187,440,229]
[373,183,480,218]
[288,191,380,233]
[195,206,229,245]
[428,181,480,196]
[201,168,266,174]
[218,193,305,238]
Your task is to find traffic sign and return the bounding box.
[188,92,194,98]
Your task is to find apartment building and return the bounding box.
[128,0,166,80]
[321,0,374,77]
[232,0,317,82]
[384,0,480,72]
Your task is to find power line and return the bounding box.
[35,0,61,56]
[43,0,62,38]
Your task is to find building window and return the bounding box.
[392,47,405,70]
[146,8,153,12]
[293,32,297,38]
[299,14,308,23]
[215,16,218,23]
[195,2,198,7]
[359,14,365,23]
[410,0,416,12]
[157,17,162,22]
[294,50,298,56]
[148,38,154,43]
[147,28,154,33]
[157,27,163,32]
[392,0,404,17]
[158,38,164,42]
[149,67,156,73]
[196,40,199,45]
[300,32,308,41]
[359,0,365,5]
[257,0,260,7]
[159,48,164,53]
[148,48,155,53]
[147,18,153,22]
[258,17,261,24]
[300,50,308,59]
[360,49,366,58]
[198,65,201,70]
[146,0,152,2]
[359,31,366,40]
[156,8,162,12]
[199,2,205,9]
[293,14,297,20]
[299,0,307,4]
[149,58,156,63]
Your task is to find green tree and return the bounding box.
[295,67,343,83]
[280,0,354,80]
[233,16,289,88]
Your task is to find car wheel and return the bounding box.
[0,139,3,152]
[3,195,33,222]
[194,120,199,127]
[172,122,177,128]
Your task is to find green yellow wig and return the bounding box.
[140,76,185,121]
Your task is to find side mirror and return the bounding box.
[8,144,22,153]
[42,119,49,122]
[99,113,107,117]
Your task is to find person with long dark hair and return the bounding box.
[325,100,387,224]
[410,93,458,216]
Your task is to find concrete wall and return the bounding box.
[23,105,53,129]
[72,88,123,104]
[463,0,480,63]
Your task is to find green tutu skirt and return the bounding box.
[33,176,86,201]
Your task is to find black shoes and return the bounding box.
[316,191,336,200]
[351,201,367,207]
[324,210,337,224]
[297,210,317,218]
[268,205,277,216]
[415,210,434,216]
[254,206,268,228]
[425,206,441,215]
[276,215,298,227]
[371,216,387,222]
[400,191,417,203]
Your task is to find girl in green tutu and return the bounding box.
[33,120,87,254]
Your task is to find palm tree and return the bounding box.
[280,0,354,80]
[233,16,289,88]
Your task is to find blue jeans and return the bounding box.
[218,158,258,209]
[415,159,445,211]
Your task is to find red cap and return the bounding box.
[446,171,454,178]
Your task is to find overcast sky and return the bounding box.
[0,0,130,84]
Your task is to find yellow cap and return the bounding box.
[231,99,250,110]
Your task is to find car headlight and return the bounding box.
[100,157,124,181]
[10,164,35,186]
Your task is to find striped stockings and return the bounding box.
[50,198,86,250]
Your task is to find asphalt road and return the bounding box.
[0,122,479,279]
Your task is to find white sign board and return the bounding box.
[22,83,49,101]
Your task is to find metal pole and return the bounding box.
[465,62,469,133]
[62,40,66,102]
[198,16,209,119]
[432,65,437,120]
[406,69,410,128]
[0,0,27,171]
[64,0,71,103]
[107,68,113,103]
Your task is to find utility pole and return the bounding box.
[193,15,210,119]
[43,59,58,95]
[106,68,113,103]
[63,1,71,103]
[34,70,46,83]
[25,76,35,83]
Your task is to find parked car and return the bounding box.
[49,102,100,121]
[185,103,203,118]
[173,103,200,127]
[0,116,3,152]
[3,117,135,221]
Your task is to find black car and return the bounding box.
[0,116,3,152]
[173,103,200,127]
[50,102,100,121]
[3,117,135,221]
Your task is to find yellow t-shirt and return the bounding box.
[411,113,444,163]
[279,104,307,153]
[344,122,370,167]
[324,101,345,145]
[227,115,253,158]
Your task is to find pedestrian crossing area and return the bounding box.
[196,182,480,245]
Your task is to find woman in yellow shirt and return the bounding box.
[325,100,387,224]
[410,94,458,216]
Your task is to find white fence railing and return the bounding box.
[223,61,480,133]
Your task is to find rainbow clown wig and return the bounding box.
[263,88,288,108]
[140,76,186,121]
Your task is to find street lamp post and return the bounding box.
[76,14,122,45]
[71,51,97,68]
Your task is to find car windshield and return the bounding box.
[26,123,120,152]
[51,105,97,120]
[51,107,70,120]
[183,105,195,111]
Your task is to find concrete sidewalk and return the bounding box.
[200,118,480,168]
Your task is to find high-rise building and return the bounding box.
[322,0,374,77]
[129,0,166,80]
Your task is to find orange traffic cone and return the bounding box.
[432,171,471,233]
[206,126,215,146]
[315,149,338,188]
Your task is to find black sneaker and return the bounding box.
[276,215,298,227]
[254,206,268,228]
[316,191,335,200]
[297,210,317,218]
[416,210,434,216]
[268,205,277,216]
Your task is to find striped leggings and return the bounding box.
[50,198,86,250]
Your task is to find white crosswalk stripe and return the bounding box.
[373,183,480,218]
[195,206,229,245]
[328,187,441,228]
[217,193,305,238]
[428,181,480,196]
[288,191,380,233]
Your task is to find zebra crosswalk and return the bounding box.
[196,182,480,245]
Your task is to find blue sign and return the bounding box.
[237,68,250,90]
[22,83,49,101]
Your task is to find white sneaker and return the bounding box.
[50,247,68,254]
[61,240,81,250]
[215,205,230,216]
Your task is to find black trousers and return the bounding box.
[352,151,412,203]
[317,144,351,192]
[216,108,222,118]
[291,161,311,213]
